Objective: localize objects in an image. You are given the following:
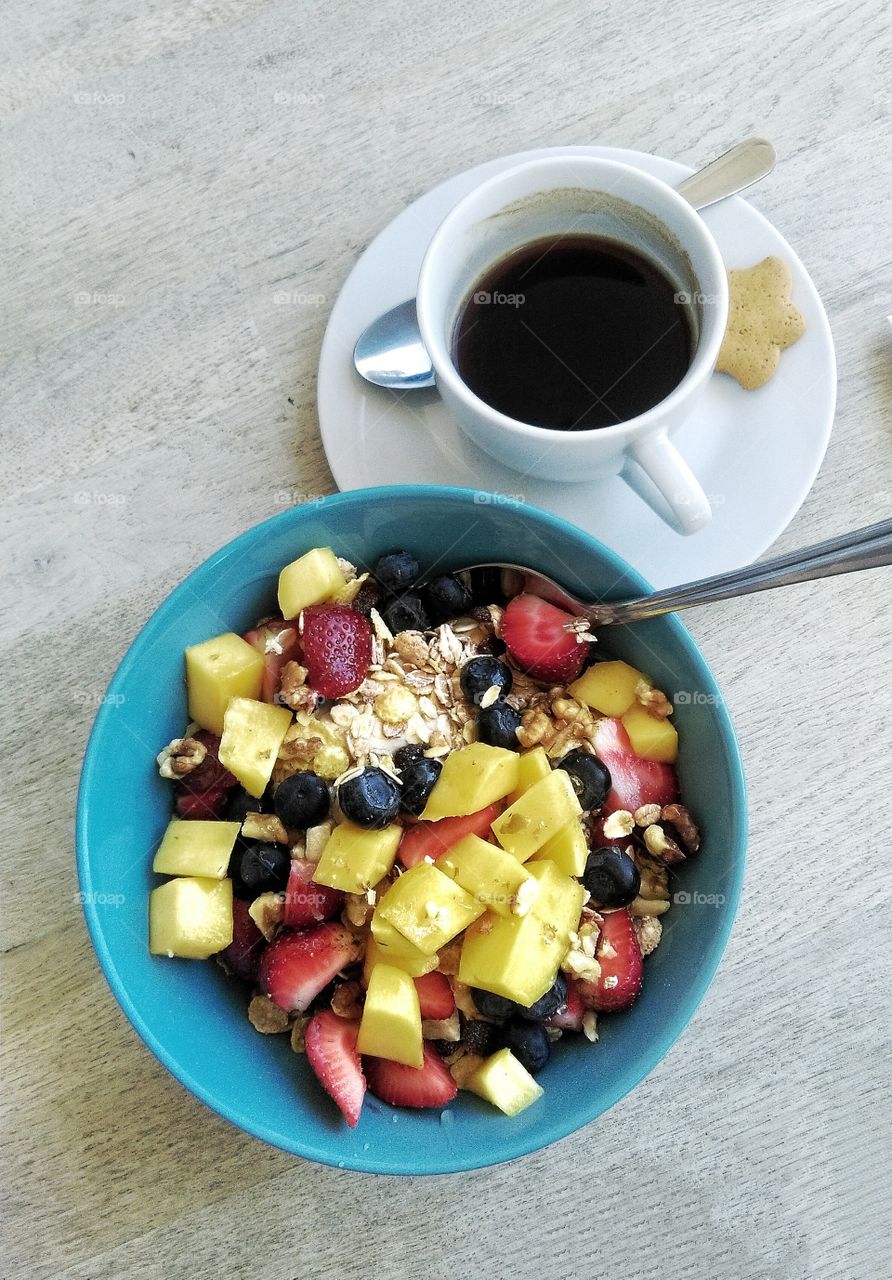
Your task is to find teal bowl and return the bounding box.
[76,486,746,1173]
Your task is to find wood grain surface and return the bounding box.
[2,0,891,1276]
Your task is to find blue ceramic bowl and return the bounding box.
[77,486,746,1173]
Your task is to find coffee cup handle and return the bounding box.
[627,432,712,535]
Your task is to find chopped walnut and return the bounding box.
[449,978,486,1022]
[156,736,207,779]
[278,661,318,713]
[633,915,663,955]
[635,681,673,718]
[342,893,373,928]
[422,1010,461,1041]
[629,896,671,917]
[449,1052,485,1089]
[248,995,290,1034]
[241,812,289,844]
[661,804,701,854]
[517,706,553,748]
[643,823,686,864]
[436,938,463,976]
[602,809,634,839]
[634,855,669,902]
[290,1014,310,1053]
[305,820,333,863]
[634,803,662,828]
[330,981,364,1020]
[248,891,285,940]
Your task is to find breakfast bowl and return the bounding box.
[76,485,747,1173]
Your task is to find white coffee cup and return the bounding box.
[416,155,728,535]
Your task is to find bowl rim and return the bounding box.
[76,484,747,1174]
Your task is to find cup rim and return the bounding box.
[417,153,729,442]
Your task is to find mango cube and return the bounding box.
[356,963,423,1067]
[465,1048,544,1116]
[507,747,552,804]
[149,876,233,959]
[277,547,346,619]
[376,862,484,955]
[569,659,648,717]
[312,821,402,894]
[218,697,293,797]
[491,770,582,862]
[185,632,264,735]
[458,860,585,1006]
[532,817,588,877]
[621,703,678,763]
[364,931,439,981]
[420,743,519,821]
[152,819,241,879]
[439,834,539,917]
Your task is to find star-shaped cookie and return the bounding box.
[716,255,807,390]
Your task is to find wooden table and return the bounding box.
[2,1,890,1276]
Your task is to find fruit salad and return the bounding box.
[149,546,700,1126]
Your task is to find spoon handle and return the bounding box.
[676,137,776,210]
[597,519,892,624]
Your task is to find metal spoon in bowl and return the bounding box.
[459,519,892,627]
[354,137,776,391]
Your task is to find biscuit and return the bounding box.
[716,255,806,390]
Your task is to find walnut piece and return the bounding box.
[516,706,553,748]
[248,995,290,1034]
[634,803,662,828]
[157,736,207,779]
[635,682,673,718]
[248,891,285,940]
[602,809,634,839]
[449,1052,486,1088]
[436,938,462,976]
[241,812,289,844]
[643,823,686,864]
[661,804,701,854]
[342,893,372,928]
[633,915,663,956]
[330,980,364,1020]
[422,1010,461,1041]
[290,1014,310,1053]
[278,661,318,713]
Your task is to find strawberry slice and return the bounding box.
[301,605,372,698]
[502,593,589,684]
[283,858,344,928]
[593,718,678,814]
[414,971,455,1020]
[578,909,643,1012]
[305,1011,366,1128]
[398,802,504,868]
[258,923,360,1012]
[364,1044,458,1109]
[243,618,301,703]
[175,783,231,820]
[219,897,266,983]
[547,976,586,1031]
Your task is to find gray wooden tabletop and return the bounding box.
[2,0,891,1277]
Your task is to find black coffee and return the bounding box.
[453,234,693,430]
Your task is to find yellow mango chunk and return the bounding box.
[356,964,423,1067]
[621,703,678,763]
[569,659,648,717]
[439,834,539,918]
[458,860,585,1006]
[312,822,402,894]
[421,743,519,821]
[376,862,483,955]
[363,932,439,981]
[277,547,346,619]
[491,770,582,862]
[465,1048,544,1115]
[149,876,233,959]
[185,633,264,736]
[152,819,241,880]
[507,747,552,805]
[218,697,292,797]
[532,817,588,877]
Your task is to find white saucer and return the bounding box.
[318,146,836,589]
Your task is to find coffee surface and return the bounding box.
[453,234,693,430]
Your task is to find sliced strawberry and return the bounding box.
[547,976,586,1031]
[175,783,231,819]
[502,593,589,684]
[218,897,266,983]
[283,858,344,928]
[578,908,643,1012]
[301,605,372,698]
[593,718,678,814]
[244,618,301,703]
[414,971,455,1020]
[258,923,360,1013]
[398,802,504,868]
[305,1011,366,1128]
[364,1043,457,1109]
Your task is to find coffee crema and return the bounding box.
[452,234,693,431]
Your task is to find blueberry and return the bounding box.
[460,656,513,705]
[382,593,430,634]
[374,550,420,593]
[338,766,401,828]
[424,574,472,624]
[471,988,519,1021]
[274,771,330,828]
[398,756,442,816]
[520,972,567,1022]
[506,1020,551,1074]
[477,702,522,750]
[557,748,611,810]
[393,744,425,771]
[461,1016,504,1057]
[230,841,290,899]
[224,785,267,824]
[583,846,641,908]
